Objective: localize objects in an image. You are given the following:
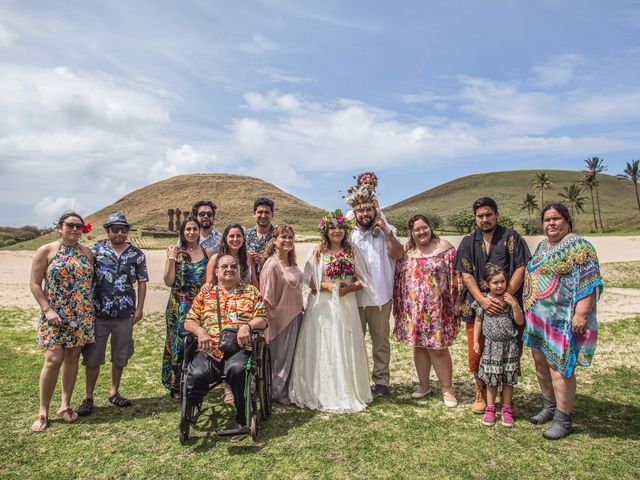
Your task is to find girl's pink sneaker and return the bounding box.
[502,405,514,427]
[482,405,496,426]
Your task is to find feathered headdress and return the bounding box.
[344,185,377,211]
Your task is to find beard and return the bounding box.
[356,216,374,229]
[478,222,496,233]
[199,219,212,229]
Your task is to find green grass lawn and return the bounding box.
[600,261,640,289]
[1,308,639,479]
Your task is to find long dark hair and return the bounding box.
[541,203,573,232]
[178,215,201,263]
[263,224,297,266]
[315,226,352,260]
[217,224,249,279]
[406,214,439,252]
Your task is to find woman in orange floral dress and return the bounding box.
[29,212,95,432]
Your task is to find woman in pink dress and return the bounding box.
[260,224,304,404]
[393,214,462,407]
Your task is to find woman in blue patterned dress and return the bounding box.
[523,203,603,440]
[162,216,210,397]
[29,212,95,432]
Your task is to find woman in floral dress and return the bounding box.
[393,214,462,407]
[29,212,95,432]
[162,216,210,396]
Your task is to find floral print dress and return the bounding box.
[162,253,208,393]
[393,248,460,349]
[37,243,95,350]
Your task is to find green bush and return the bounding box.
[386,211,442,237]
[447,210,476,234]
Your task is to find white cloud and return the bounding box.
[0,23,13,47]
[255,66,309,84]
[243,90,304,112]
[238,34,278,54]
[531,53,587,89]
[33,196,83,224]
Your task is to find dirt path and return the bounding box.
[1,237,638,319]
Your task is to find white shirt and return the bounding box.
[350,227,396,307]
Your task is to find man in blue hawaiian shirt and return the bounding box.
[77,213,148,416]
[192,200,222,251]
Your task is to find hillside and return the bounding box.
[384,170,640,233]
[6,174,326,250]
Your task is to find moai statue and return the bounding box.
[167,208,175,231]
[175,208,182,226]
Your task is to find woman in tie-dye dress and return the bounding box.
[523,203,603,440]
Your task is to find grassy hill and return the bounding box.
[384,170,640,234]
[5,174,326,250]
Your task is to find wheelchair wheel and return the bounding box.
[250,413,258,441]
[245,360,260,440]
[258,343,272,420]
[179,395,191,443]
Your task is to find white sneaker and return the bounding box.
[443,392,458,408]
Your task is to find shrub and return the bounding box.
[385,211,442,237]
[447,210,476,234]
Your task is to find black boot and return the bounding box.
[530,397,556,424]
[542,409,573,440]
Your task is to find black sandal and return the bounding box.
[77,398,94,416]
[108,393,132,407]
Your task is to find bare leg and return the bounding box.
[486,385,497,407]
[501,384,513,407]
[110,365,124,397]
[531,348,555,401]
[38,349,64,417]
[413,348,432,392]
[549,366,576,414]
[84,366,100,399]
[428,348,453,395]
[60,347,82,411]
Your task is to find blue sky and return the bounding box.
[1,0,640,226]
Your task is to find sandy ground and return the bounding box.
[2,236,639,322]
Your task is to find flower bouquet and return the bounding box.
[326,251,355,281]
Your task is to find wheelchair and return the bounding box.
[178,330,272,443]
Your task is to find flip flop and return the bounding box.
[31,415,48,433]
[223,385,234,406]
[57,407,78,423]
[108,393,132,407]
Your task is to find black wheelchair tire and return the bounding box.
[258,343,273,420]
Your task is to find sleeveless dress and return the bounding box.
[37,243,94,350]
[162,251,208,393]
[289,253,373,413]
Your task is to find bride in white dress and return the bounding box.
[289,210,374,413]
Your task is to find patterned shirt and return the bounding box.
[186,283,267,359]
[92,241,149,319]
[455,225,531,323]
[200,228,223,251]
[245,225,274,277]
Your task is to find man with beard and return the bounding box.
[456,197,531,413]
[347,187,403,396]
[78,213,148,415]
[192,200,222,251]
[245,197,275,279]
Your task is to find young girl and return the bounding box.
[345,172,396,237]
[472,265,524,427]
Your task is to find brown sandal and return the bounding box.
[57,407,78,423]
[223,385,234,405]
[31,415,48,433]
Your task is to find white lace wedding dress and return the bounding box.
[289,249,373,413]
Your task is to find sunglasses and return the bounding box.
[64,222,84,230]
[218,264,239,270]
[197,211,214,217]
[110,226,129,233]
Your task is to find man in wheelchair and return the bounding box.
[183,254,268,439]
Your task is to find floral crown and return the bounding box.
[356,172,378,188]
[319,209,352,236]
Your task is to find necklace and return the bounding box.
[275,257,300,289]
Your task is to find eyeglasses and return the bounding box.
[412,227,431,234]
[197,211,214,217]
[218,264,239,270]
[64,222,84,230]
[110,226,129,233]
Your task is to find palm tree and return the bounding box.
[520,193,539,219]
[559,184,587,219]
[584,157,607,230]
[532,172,552,207]
[580,172,599,231]
[617,160,640,212]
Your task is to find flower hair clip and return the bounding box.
[83,223,92,234]
[319,209,352,236]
